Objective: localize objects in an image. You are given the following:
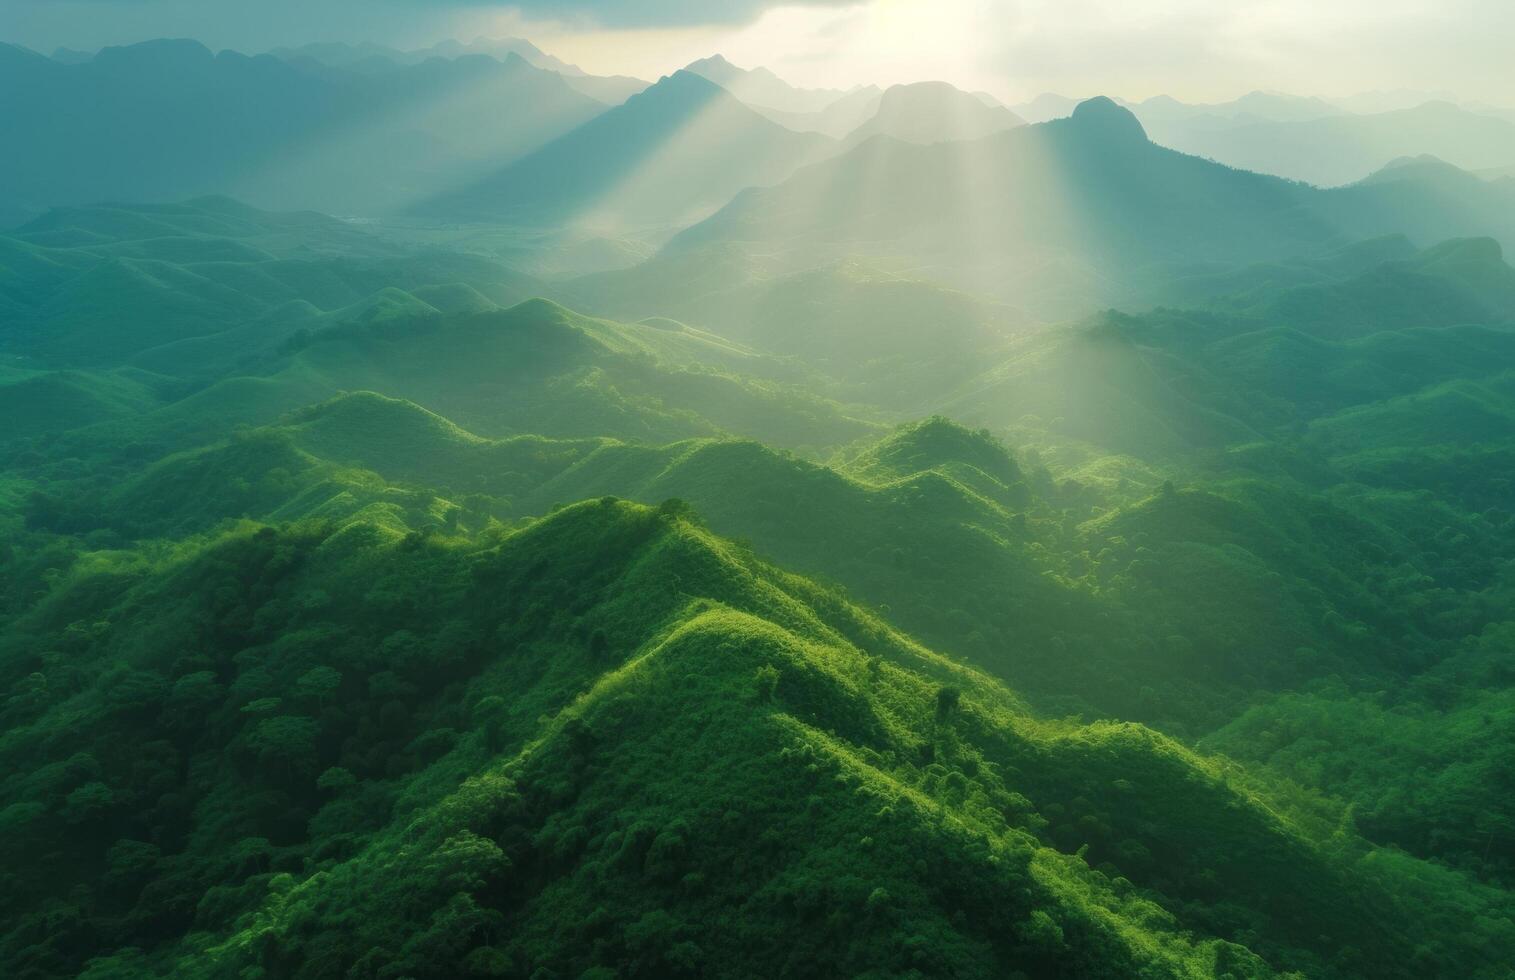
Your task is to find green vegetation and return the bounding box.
[4,501,1512,978]
[5,142,1515,977]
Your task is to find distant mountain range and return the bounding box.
[0,39,610,220]
[6,34,1515,248]
[269,37,649,104]
[422,70,836,233]
[1012,90,1343,126]
[844,81,1025,146]
[684,54,882,138]
[671,97,1515,315]
[1144,100,1515,186]
[1012,90,1515,186]
[684,54,860,115]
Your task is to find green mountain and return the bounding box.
[565,257,1031,406]
[0,198,543,373]
[84,298,874,454]
[3,496,1511,978]
[7,35,1515,980]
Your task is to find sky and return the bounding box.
[4,0,1514,104]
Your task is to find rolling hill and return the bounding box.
[2,492,1510,978]
[0,198,540,372]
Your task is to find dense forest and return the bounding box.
[4,30,1515,980]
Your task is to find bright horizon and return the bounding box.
[4,0,1514,107]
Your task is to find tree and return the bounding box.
[246,716,321,781]
[296,666,342,707]
[317,766,357,793]
[473,696,508,753]
[657,498,695,521]
[936,685,962,722]
[754,664,780,703]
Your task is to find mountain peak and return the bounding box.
[628,68,728,111]
[1069,96,1148,141]
[660,68,722,91]
[95,38,215,68]
[1417,235,1505,268]
[685,53,743,81]
[849,81,1024,144]
[1360,153,1479,187]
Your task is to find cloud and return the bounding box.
[0,0,860,54]
[2,0,1511,104]
[496,0,857,28]
[980,0,1515,100]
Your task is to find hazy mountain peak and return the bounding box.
[685,53,782,87]
[684,52,854,115]
[1411,98,1464,113]
[1360,153,1479,186]
[95,37,215,68]
[1069,96,1149,142]
[1418,235,1504,266]
[0,41,46,62]
[638,68,727,108]
[689,53,735,71]
[848,80,1025,145]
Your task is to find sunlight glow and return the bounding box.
[483,0,1515,106]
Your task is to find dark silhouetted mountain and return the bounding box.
[845,81,1026,145]
[0,40,608,220]
[423,70,835,232]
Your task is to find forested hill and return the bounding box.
[3,495,1509,978]
[2,127,1515,977]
